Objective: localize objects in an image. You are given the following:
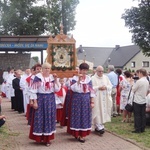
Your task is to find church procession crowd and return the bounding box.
[0,62,150,147]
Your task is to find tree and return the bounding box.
[122,0,150,56]
[0,0,79,36]
[32,56,39,63]
[0,0,48,35]
[45,0,62,35]
[45,0,79,35]
[61,0,79,34]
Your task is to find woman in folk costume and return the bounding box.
[29,63,60,147]
[26,64,42,125]
[67,62,95,143]
[55,78,67,123]
[25,66,35,122]
[60,77,73,126]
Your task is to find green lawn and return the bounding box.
[0,124,19,150]
[105,116,150,149]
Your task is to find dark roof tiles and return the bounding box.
[77,47,114,67]
[106,45,140,67]
[77,45,141,68]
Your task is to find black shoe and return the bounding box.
[99,129,105,134]
[95,128,100,132]
[95,128,105,134]
[132,130,141,133]
[113,114,117,117]
[141,129,145,133]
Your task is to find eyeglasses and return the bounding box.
[44,68,50,69]
[97,70,103,73]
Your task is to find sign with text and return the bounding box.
[0,42,48,49]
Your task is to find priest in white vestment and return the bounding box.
[91,66,112,134]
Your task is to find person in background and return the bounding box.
[29,62,60,146]
[0,96,6,127]
[5,67,15,101]
[91,66,112,135]
[12,70,24,114]
[91,69,96,77]
[132,72,139,82]
[60,77,73,126]
[26,64,42,125]
[25,66,35,123]
[107,65,118,117]
[146,71,150,83]
[55,78,67,124]
[67,62,95,143]
[115,69,124,116]
[1,83,6,98]
[120,71,134,123]
[0,98,1,115]
[0,96,2,115]
[1,69,8,98]
[132,69,149,133]
[7,71,16,110]
[0,115,6,128]
[20,68,31,115]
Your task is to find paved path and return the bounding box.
[1,98,143,150]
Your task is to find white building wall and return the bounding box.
[124,51,150,72]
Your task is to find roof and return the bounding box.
[104,45,140,68]
[77,46,114,67]
[0,35,49,42]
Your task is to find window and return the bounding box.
[131,61,135,68]
[142,61,149,67]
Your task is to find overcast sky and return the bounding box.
[32,0,138,59]
[71,0,138,47]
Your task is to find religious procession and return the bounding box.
[0,20,150,149]
[0,59,150,148]
[1,0,150,149]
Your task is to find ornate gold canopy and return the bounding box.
[46,25,77,78]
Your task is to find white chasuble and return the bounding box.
[91,74,112,124]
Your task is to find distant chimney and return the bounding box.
[115,45,120,50]
[78,45,83,53]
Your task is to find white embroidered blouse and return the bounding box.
[29,73,61,99]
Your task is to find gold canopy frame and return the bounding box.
[46,25,78,78]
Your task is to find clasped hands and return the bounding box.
[98,85,107,91]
